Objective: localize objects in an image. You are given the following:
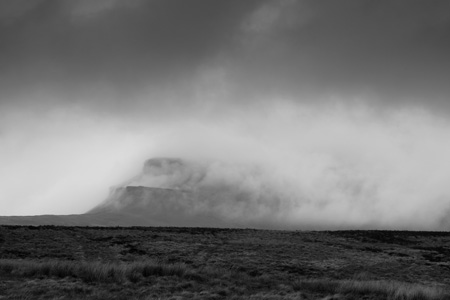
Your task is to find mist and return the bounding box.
[1,0,450,230]
[117,100,449,230]
[2,93,450,229]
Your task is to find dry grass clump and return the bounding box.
[292,278,449,300]
[2,259,447,299]
[0,259,187,283]
[340,280,448,300]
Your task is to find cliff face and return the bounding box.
[89,157,205,217]
[120,157,207,190]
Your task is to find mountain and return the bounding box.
[0,158,268,228]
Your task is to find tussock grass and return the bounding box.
[0,259,187,283]
[340,280,448,300]
[292,278,449,300]
[1,259,449,299]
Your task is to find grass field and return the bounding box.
[0,226,449,299]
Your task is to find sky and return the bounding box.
[1,0,450,229]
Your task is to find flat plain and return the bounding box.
[0,226,449,299]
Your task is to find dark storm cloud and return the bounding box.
[0,0,260,112]
[232,0,450,108]
[1,0,449,114]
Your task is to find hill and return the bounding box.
[0,158,270,227]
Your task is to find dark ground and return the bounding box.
[0,226,449,299]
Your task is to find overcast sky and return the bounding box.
[1,1,450,229]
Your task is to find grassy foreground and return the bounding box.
[0,226,449,299]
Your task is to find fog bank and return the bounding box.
[110,101,450,230]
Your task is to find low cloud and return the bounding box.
[2,95,450,230]
[106,100,450,230]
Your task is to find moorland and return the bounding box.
[0,226,449,299]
